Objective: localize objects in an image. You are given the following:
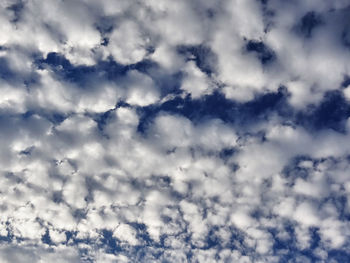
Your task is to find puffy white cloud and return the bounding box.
[113,224,139,246]
[124,70,160,107]
[150,43,185,72]
[0,244,80,263]
[181,61,213,98]
[107,20,148,65]
[1,0,350,262]
[294,202,320,227]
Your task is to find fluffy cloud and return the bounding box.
[0,0,350,262]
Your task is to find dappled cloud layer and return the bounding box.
[1,0,350,262]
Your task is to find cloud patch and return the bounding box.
[1,0,350,262]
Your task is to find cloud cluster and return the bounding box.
[0,0,350,262]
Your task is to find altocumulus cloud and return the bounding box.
[1,0,350,262]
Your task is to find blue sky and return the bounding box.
[1,0,350,262]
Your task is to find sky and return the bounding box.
[1,0,350,262]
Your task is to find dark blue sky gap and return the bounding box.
[245,40,276,64]
[296,12,324,38]
[25,52,350,137]
[177,45,218,75]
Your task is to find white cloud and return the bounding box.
[0,245,80,263]
[1,0,350,262]
[107,20,148,65]
[230,210,256,230]
[294,202,320,227]
[181,61,213,98]
[150,43,185,72]
[124,70,160,107]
